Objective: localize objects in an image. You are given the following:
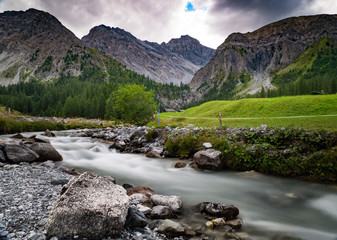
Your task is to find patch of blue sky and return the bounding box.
[185,2,196,12]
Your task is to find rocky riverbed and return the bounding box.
[0,162,170,240]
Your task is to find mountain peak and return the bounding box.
[166,35,215,66]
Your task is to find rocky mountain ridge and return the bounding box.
[190,14,337,100]
[82,25,215,85]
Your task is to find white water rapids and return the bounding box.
[3,130,337,240]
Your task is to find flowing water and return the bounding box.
[2,131,337,240]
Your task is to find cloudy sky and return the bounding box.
[0,0,336,48]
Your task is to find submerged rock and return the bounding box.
[42,129,56,137]
[199,202,239,219]
[153,219,195,237]
[193,149,222,170]
[46,171,129,239]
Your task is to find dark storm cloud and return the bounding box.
[210,0,314,18]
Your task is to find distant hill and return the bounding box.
[190,14,337,102]
[82,25,215,85]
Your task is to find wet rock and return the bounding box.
[42,129,55,137]
[205,221,213,229]
[212,218,226,226]
[203,142,213,149]
[0,162,4,167]
[10,133,24,139]
[126,186,155,197]
[199,202,239,219]
[124,208,148,229]
[193,149,222,170]
[146,147,164,159]
[122,183,134,189]
[151,194,183,214]
[4,144,39,163]
[26,142,63,162]
[156,219,195,237]
[150,206,172,219]
[46,171,129,239]
[226,218,243,229]
[174,161,187,168]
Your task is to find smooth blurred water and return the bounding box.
[2,131,337,240]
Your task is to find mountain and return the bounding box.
[190,14,337,101]
[82,25,215,85]
[0,8,129,86]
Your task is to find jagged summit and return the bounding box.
[82,26,215,85]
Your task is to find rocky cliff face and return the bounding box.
[0,9,119,86]
[190,14,337,99]
[82,26,214,85]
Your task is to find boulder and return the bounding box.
[4,144,39,163]
[124,207,148,229]
[150,194,183,214]
[199,202,239,219]
[42,129,55,137]
[10,133,24,139]
[46,172,129,239]
[193,149,222,170]
[155,219,195,237]
[27,142,63,162]
[150,206,172,219]
[146,147,163,159]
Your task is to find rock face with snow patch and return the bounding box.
[46,171,129,239]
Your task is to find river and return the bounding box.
[3,130,337,240]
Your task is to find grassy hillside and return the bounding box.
[153,95,337,131]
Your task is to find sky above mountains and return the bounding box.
[0,0,336,48]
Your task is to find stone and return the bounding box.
[146,147,163,159]
[122,183,134,189]
[26,142,63,162]
[39,160,57,168]
[203,142,213,149]
[150,206,172,219]
[156,219,195,237]
[126,186,155,197]
[42,129,55,137]
[193,149,222,170]
[151,194,183,214]
[0,162,4,167]
[199,202,239,219]
[46,171,129,239]
[136,204,152,216]
[124,207,148,229]
[174,161,187,168]
[10,133,24,139]
[4,144,39,163]
[205,221,213,229]
[130,193,152,206]
[226,218,243,229]
[211,218,226,226]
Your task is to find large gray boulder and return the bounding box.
[27,142,63,162]
[193,149,222,170]
[46,172,129,239]
[3,144,39,163]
